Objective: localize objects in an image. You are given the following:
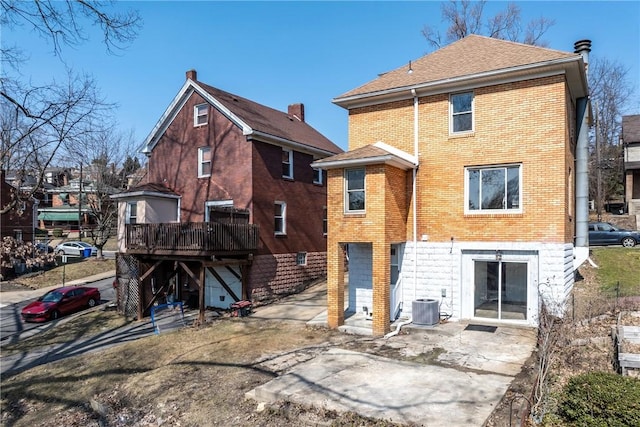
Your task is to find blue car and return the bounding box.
[588,222,640,247]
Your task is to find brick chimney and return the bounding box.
[186,69,197,81]
[288,103,304,122]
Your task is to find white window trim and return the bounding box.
[198,147,212,178]
[344,168,365,214]
[125,201,138,224]
[204,200,233,222]
[282,148,293,179]
[194,103,208,127]
[313,167,323,185]
[464,164,523,215]
[296,252,307,266]
[450,91,474,135]
[275,201,287,235]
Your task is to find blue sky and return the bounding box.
[5,1,640,152]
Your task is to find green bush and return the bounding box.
[52,228,63,237]
[558,371,640,426]
[35,228,48,237]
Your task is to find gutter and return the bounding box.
[334,56,583,108]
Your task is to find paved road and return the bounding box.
[0,276,116,345]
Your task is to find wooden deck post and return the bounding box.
[198,262,206,324]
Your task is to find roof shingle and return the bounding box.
[336,35,579,100]
[197,82,342,155]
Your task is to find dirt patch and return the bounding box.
[0,281,35,292]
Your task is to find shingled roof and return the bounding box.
[622,115,640,144]
[141,73,342,156]
[335,35,583,104]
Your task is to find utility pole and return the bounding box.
[78,162,83,239]
[595,105,602,222]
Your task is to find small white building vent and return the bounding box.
[412,299,439,326]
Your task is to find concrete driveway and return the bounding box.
[245,279,536,426]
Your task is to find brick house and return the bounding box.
[1,170,39,242]
[622,115,640,216]
[112,70,342,320]
[313,36,592,336]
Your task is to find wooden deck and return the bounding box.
[125,222,259,256]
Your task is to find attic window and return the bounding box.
[194,104,208,126]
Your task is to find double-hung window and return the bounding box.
[126,202,138,224]
[198,147,212,177]
[466,164,521,213]
[282,148,293,179]
[345,168,365,213]
[274,201,286,235]
[450,91,473,133]
[194,103,208,126]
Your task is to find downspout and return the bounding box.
[574,40,591,268]
[387,91,418,340]
[412,88,418,305]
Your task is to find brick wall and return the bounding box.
[326,74,576,333]
[345,75,572,244]
[248,251,327,303]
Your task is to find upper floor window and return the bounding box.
[198,147,212,177]
[126,202,138,224]
[274,201,286,235]
[345,168,365,213]
[313,167,323,185]
[466,164,521,213]
[194,103,208,126]
[450,91,473,133]
[282,148,293,179]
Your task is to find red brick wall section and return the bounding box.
[248,251,327,303]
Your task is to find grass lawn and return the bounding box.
[10,257,115,290]
[590,247,640,296]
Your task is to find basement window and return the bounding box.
[296,252,307,266]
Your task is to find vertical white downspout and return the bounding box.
[411,89,418,302]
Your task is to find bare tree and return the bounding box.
[0,0,140,214]
[422,0,554,49]
[588,57,635,214]
[0,71,114,214]
[63,129,136,258]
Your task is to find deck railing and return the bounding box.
[125,222,259,254]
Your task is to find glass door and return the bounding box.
[474,260,527,320]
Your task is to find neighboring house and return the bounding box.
[112,69,342,321]
[622,115,640,216]
[38,178,113,230]
[1,170,39,242]
[313,35,591,336]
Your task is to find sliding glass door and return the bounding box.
[474,260,527,320]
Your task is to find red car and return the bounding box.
[21,286,101,322]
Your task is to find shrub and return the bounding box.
[558,371,640,426]
[53,228,63,237]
